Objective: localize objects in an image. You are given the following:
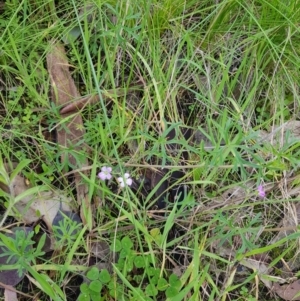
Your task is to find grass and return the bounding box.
[0,0,300,300]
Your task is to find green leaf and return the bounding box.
[125,253,134,272]
[150,275,159,287]
[26,265,65,300]
[80,283,90,294]
[110,239,122,252]
[14,185,49,204]
[89,280,102,293]
[0,175,9,187]
[169,274,181,288]
[99,269,111,283]
[35,233,46,256]
[121,236,133,250]
[148,267,160,277]
[157,278,168,291]
[10,159,31,181]
[134,256,145,268]
[150,228,162,245]
[166,286,179,298]
[87,267,99,281]
[78,292,90,301]
[90,292,102,301]
[119,248,129,258]
[145,283,158,296]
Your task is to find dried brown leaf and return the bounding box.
[4,288,17,301]
[46,43,89,206]
[90,240,110,259]
[258,121,300,146]
[273,280,300,300]
[9,175,73,230]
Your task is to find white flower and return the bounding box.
[117,173,133,188]
[97,166,112,181]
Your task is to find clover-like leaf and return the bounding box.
[150,228,162,245]
[148,267,160,278]
[157,278,168,291]
[134,255,145,268]
[169,273,181,288]
[166,286,179,298]
[89,280,102,293]
[80,283,90,294]
[90,292,102,301]
[110,239,122,252]
[78,293,90,301]
[119,248,129,258]
[86,267,99,281]
[121,236,133,250]
[145,283,158,296]
[99,269,111,284]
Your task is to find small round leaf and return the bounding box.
[166,286,179,298]
[80,283,90,294]
[148,267,160,277]
[145,283,158,296]
[110,239,122,252]
[169,274,181,288]
[157,278,168,291]
[87,267,99,280]
[99,269,111,284]
[134,256,145,268]
[121,236,133,250]
[78,293,90,301]
[150,276,159,285]
[119,248,129,258]
[90,292,102,301]
[89,280,102,293]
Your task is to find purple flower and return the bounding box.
[257,184,266,198]
[117,173,133,188]
[98,166,112,181]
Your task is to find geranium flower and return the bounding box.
[257,184,266,198]
[117,173,132,188]
[97,166,112,181]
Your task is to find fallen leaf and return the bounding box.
[258,120,300,147]
[59,87,141,115]
[90,240,110,259]
[4,288,18,301]
[273,280,300,300]
[240,258,272,288]
[46,42,89,207]
[9,175,74,230]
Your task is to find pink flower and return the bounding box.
[98,166,112,181]
[117,173,132,188]
[257,184,266,198]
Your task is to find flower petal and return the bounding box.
[257,185,266,198]
[117,177,124,185]
[126,178,133,186]
[98,172,106,180]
